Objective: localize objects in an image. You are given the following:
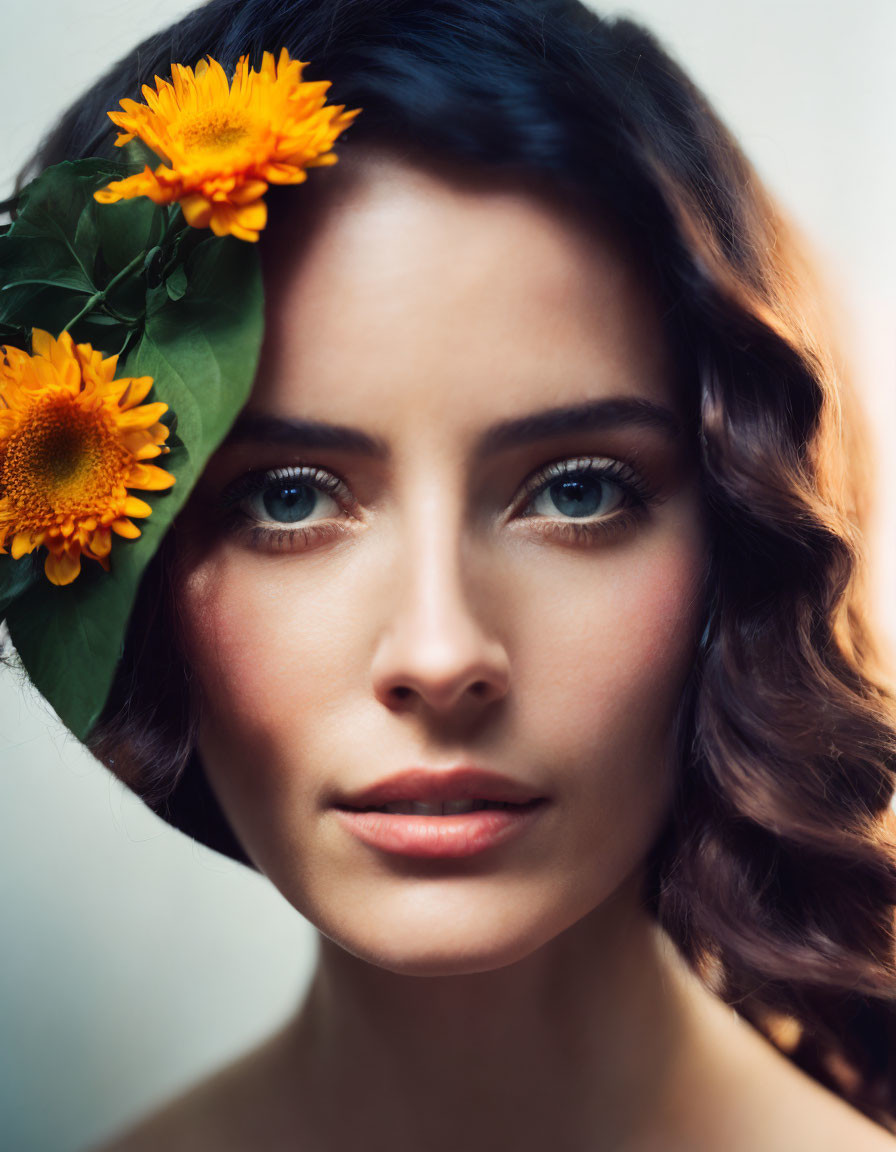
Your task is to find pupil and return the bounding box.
[262,484,314,523]
[550,479,602,518]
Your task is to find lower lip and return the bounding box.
[332,802,547,858]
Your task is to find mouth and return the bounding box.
[338,798,544,816]
[330,765,549,856]
[333,764,548,812]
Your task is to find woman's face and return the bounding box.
[175,150,707,975]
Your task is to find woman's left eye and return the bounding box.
[218,455,655,552]
[513,455,654,545]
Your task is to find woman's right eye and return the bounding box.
[243,476,339,524]
[218,465,356,551]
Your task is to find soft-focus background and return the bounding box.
[2,3,894,1149]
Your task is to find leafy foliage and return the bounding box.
[0,161,264,740]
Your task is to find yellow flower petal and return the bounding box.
[30,329,55,358]
[123,496,152,518]
[229,180,268,204]
[93,49,362,240]
[0,330,175,583]
[116,376,155,409]
[88,527,112,558]
[110,518,142,539]
[11,531,36,559]
[93,186,125,205]
[44,548,81,586]
[180,194,213,229]
[234,200,267,230]
[117,402,169,430]
[126,437,167,461]
[130,463,176,490]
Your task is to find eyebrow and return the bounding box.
[223,396,683,460]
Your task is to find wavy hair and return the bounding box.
[13,0,896,1132]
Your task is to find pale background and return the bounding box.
[1,2,894,1149]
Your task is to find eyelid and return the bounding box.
[219,464,358,517]
[222,455,651,507]
[216,453,658,547]
[512,454,655,515]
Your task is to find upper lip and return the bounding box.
[335,766,547,809]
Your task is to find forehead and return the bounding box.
[253,148,675,438]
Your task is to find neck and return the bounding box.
[276,871,712,1152]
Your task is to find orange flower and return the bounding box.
[94,49,362,241]
[0,330,175,586]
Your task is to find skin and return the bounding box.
[96,149,896,1151]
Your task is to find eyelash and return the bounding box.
[516,456,654,546]
[216,456,658,553]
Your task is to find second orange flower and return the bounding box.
[0,330,174,586]
[94,49,362,242]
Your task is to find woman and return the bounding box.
[4,0,896,1147]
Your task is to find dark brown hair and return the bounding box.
[14,0,896,1133]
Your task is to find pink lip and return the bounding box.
[332,802,547,859]
[330,765,549,859]
[333,765,546,809]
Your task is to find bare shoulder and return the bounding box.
[85,1028,307,1152]
[663,991,896,1152]
[86,1067,250,1152]
[737,1043,896,1149]
[778,1082,896,1152]
[763,1052,896,1149]
[821,1109,896,1151]
[761,1081,896,1151]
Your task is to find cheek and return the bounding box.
[176,549,355,743]
[507,516,705,878]
[177,505,706,881]
[517,513,704,755]
[180,526,701,725]
[178,512,705,759]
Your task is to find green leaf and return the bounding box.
[3,161,128,289]
[0,159,161,345]
[95,192,162,281]
[0,237,95,294]
[0,554,40,617]
[165,265,188,301]
[4,236,264,741]
[0,285,81,346]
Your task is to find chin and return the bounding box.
[316,894,581,977]
[338,934,546,978]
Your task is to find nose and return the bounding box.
[370,495,511,717]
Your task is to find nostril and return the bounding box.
[390,680,490,704]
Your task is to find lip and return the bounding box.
[332,803,547,858]
[330,765,549,859]
[333,765,546,809]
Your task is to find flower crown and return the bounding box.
[0,49,361,741]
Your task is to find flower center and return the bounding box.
[179,110,252,154]
[2,396,129,520]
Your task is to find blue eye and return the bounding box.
[259,482,318,523]
[519,456,649,521]
[527,474,625,520]
[223,466,347,527]
[217,455,656,553]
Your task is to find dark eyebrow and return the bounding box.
[224,411,388,456]
[475,397,682,457]
[223,397,682,459]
